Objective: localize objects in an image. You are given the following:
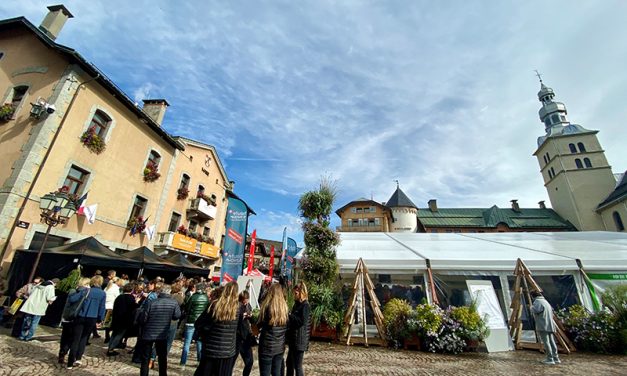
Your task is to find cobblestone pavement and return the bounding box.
[0,326,625,375]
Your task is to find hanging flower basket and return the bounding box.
[177,187,190,200]
[80,126,106,154]
[143,162,161,182]
[0,103,15,122]
[127,216,147,233]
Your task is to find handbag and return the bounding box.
[63,289,90,321]
[8,298,24,315]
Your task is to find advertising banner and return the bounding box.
[285,237,298,281]
[220,197,249,283]
[268,245,275,280]
[172,233,198,253]
[200,242,220,258]
[246,229,257,275]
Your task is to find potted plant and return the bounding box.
[450,303,489,351]
[177,186,189,200]
[250,308,261,335]
[176,225,188,236]
[382,298,413,349]
[127,216,147,233]
[80,126,106,154]
[0,103,15,122]
[143,161,161,182]
[201,235,214,244]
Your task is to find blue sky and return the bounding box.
[2,1,627,244]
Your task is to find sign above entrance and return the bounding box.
[172,233,197,253]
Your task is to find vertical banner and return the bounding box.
[285,237,298,281]
[246,229,257,276]
[220,197,249,283]
[268,245,275,281]
[280,227,287,277]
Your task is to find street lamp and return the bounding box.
[28,190,78,283]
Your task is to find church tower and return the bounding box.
[385,182,418,232]
[533,77,615,231]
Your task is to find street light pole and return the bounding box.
[27,190,76,282]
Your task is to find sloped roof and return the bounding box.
[385,187,417,209]
[597,171,627,211]
[335,198,388,216]
[417,206,575,230]
[124,247,180,271]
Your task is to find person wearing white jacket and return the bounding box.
[104,277,121,343]
[19,278,58,341]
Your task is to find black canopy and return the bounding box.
[124,247,180,272]
[166,252,209,277]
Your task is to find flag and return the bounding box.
[246,229,257,275]
[220,197,250,284]
[144,224,156,241]
[285,237,298,281]
[268,245,275,280]
[84,204,98,224]
[76,192,89,216]
[280,227,287,276]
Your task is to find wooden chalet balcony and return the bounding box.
[336,225,383,232]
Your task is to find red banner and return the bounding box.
[246,229,256,275]
[268,245,275,280]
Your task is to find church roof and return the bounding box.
[597,172,627,211]
[417,206,575,230]
[536,123,596,148]
[385,187,417,209]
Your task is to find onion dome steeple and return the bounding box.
[535,71,569,133]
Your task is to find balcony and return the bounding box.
[187,197,217,221]
[155,231,220,259]
[336,225,383,232]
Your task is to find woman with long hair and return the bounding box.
[194,281,240,376]
[286,282,310,376]
[258,283,289,376]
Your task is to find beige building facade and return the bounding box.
[335,198,392,232]
[0,7,236,275]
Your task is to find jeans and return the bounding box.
[107,328,127,352]
[139,339,168,376]
[286,348,304,376]
[539,331,559,362]
[240,343,254,376]
[166,324,177,354]
[181,324,202,365]
[68,317,97,367]
[20,313,42,340]
[259,353,284,376]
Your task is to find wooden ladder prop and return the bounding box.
[508,258,576,354]
[342,258,387,347]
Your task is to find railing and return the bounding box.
[187,197,217,221]
[336,225,383,232]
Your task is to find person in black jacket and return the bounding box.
[106,283,138,356]
[286,282,310,376]
[257,283,289,376]
[194,281,240,376]
[137,284,181,376]
[237,290,254,376]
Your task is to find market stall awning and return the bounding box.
[124,246,180,272]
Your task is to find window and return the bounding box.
[90,110,111,137]
[0,52,4,60]
[560,115,567,122]
[568,143,577,153]
[147,150,161,167]
[129,196,148,220]
[546,152,550,161]
[575,159,583,169]
[613,212,625,231]
[356,208,363,213]
[577,142,586,153]
[548,170,553,179]
[347,219,353,227]
[10,85,28,109]
[189,220,198,233]
[203,227,210,237]
[179,174,190,189]
[63,165,89,195]
[351,208,357,214]
[370,206,376,213]
[584,158,592,168]
[368,218,376,226]
[543,155,548,164]
[197,184,205,196]
[551,167,556,177]
[168,212,181,232]
[375,218,380,226]
[551,114,560,124]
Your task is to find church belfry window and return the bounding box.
[613,212,625,231]
[584,158,592,168]
[577,142,586,152]
[568,144,577,153]
[575,159,583,169]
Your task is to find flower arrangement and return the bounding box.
[176,225,188,236]
[557,304,622,354]
[383,299,413,348]
[188,232,204,242]
[127,216,147,233]
[0,103,15,121]
[426,309,467,354]
[143,161,161,182]
[177,186,190,200]
[196,191,216,205]
[80,126,106,154]
[201,235,214,244]
[450,304,489,342]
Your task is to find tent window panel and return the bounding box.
[434,274,506,317]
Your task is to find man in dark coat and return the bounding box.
[137,284,181,376]
[106,283,138,356]
[180,282,209,366]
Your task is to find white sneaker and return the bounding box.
[74,360,82,366]
[554,358,561,364]
[541,359,555,365]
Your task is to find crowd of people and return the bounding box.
[1,269,311,376]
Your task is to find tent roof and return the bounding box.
[166,252,208,276]
[125,247,180,271]
[23,236,141,269]
[335,232,627,273]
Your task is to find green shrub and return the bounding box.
[557,304,621,354]
[383,298,412,347]
[57,267,82,293]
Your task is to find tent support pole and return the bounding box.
[426,259,439,306]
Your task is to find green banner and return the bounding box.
[587,273,627,280]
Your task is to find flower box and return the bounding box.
[311,322,337,342]
[403,335,422,351]
[177,187,189,200]
[143,162,161,182]
[0,103,15,122]
[80,126,106,154]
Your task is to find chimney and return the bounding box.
[510,199,520,212]
[142,99,169,126]
[428,199,438,212]
[538,200,546,209]
[39,5,74,41]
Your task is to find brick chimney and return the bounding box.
[428,199,438,212]
[39,5,74,41]
[538,200,546,209]
[511,199,520,212]
[142,99,169,126]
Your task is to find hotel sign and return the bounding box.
[172,233,198,253]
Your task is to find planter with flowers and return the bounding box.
[0,103,15,122]
[143,162,161,182]
[177,187,189,200]
[80,126,106,154]
[127,216,147,233]
[202,236,215,245]
[176,225,188,236]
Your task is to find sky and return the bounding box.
[2,1,627,244]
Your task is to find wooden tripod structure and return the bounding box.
[342,258,386,347]
[508,258,575,353]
